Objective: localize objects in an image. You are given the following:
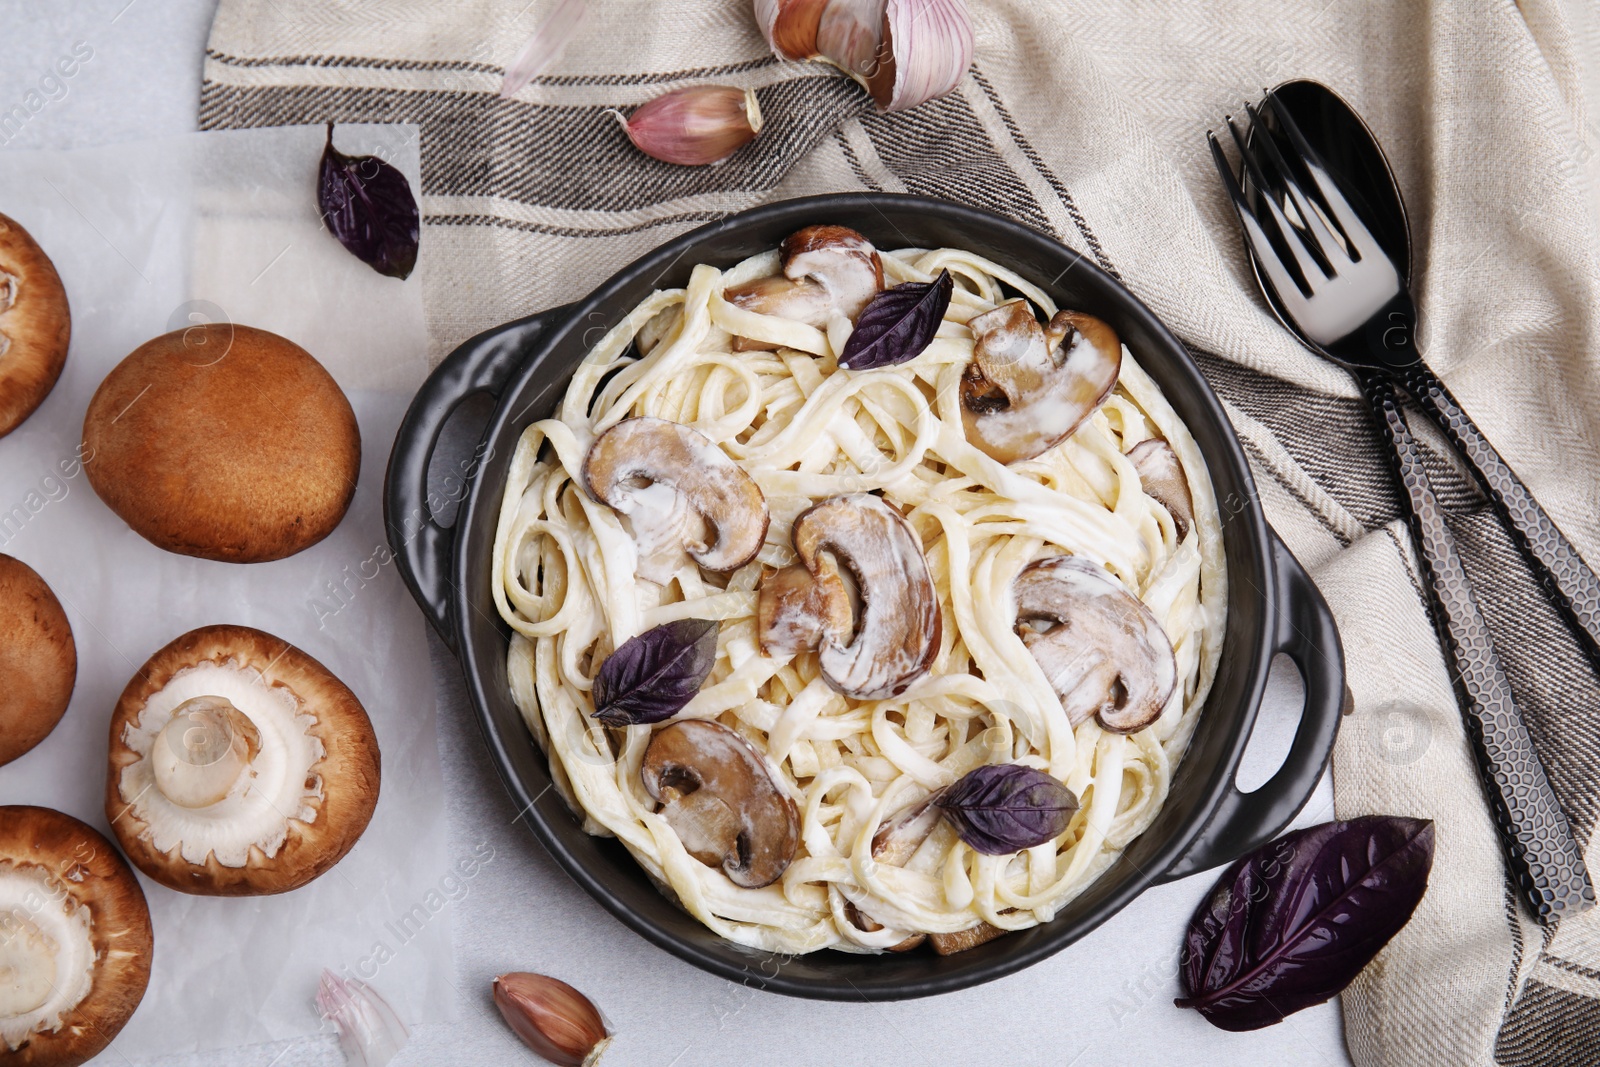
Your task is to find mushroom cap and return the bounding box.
[641,720,798,889]
[1127,438,1194,539]
[789,494,941,700]
[0,556,76,768]
[0,214,70,439]
[583,417,769,577]
[0,806,153,1067]
[105,624,380,896]
[1013,555,1177,733]
[960,302,1122,464]
[81,325,360,563]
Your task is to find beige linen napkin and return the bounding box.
[198,1,1600,1062]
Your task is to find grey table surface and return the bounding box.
[0,2,1348,1064]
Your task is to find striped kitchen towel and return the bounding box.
[199,1,1600,1063]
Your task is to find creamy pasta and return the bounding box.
[491,234,1227,954]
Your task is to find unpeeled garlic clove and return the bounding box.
[615,86,764,166]
[877,0,974,112]
[754,0,830,60]
[499,0,588,99]
[751,0,973,113]
[317,970,409,1067]
[493,972,612,1067]
[816,0,890,92]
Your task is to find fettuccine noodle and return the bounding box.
[491,241,1227,954]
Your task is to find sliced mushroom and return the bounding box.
[583,417,769,583]
[1127,438,1194,539]
[723,225,884,348]
[758,494,940,700]
[928,922,1008,956]
[843,901,926,952]
[960,300,1122,464]
[756,562,851,658]
[1013,555,1177,733]
[641,720,799,888]
[870,791,943,867]
[634,305,681,356]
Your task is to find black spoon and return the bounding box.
[1227,80,1595,922]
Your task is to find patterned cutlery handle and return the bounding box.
[1363,369,1594,922]
[1400,364,1600,665]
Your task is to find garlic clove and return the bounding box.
[616,86,764,166]
[317,970,409,1067]
[815,0,889,88]
[754,0,830,60]
[876,0,974,112]
[500,0,588,99]
[749,0,973,113]
[493,972,612,1067]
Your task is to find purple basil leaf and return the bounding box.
[592,618,719,726]
[837,268,953,370]
[1175,815,1435,1032]
[318,123,420,280]
[936,764,1078,855]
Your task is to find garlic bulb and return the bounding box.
[615,86,764,166]
[317,971,409,1067]
[753,0,974,112]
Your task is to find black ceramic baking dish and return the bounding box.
[384,193,1344,1001]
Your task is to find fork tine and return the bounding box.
[1208,131,1311,307]
[1263,91,1388,264]
[1242,101,1348,270]
[1225,114,1327,287]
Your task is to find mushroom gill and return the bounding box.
[583,417,770,584]
[1012,555,1177,733]
[960,300,1122,464]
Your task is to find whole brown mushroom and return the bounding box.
[0,806,153,1067]
[105,624,380,896]
[0,213,70,439]
[81,324,360,563]
[0,555,76,768]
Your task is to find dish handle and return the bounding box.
[384,305,574,650]
[1157,536,1345,882]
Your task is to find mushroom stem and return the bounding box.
[151,696,261,809]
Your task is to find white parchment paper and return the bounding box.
[0,124,454,1058]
